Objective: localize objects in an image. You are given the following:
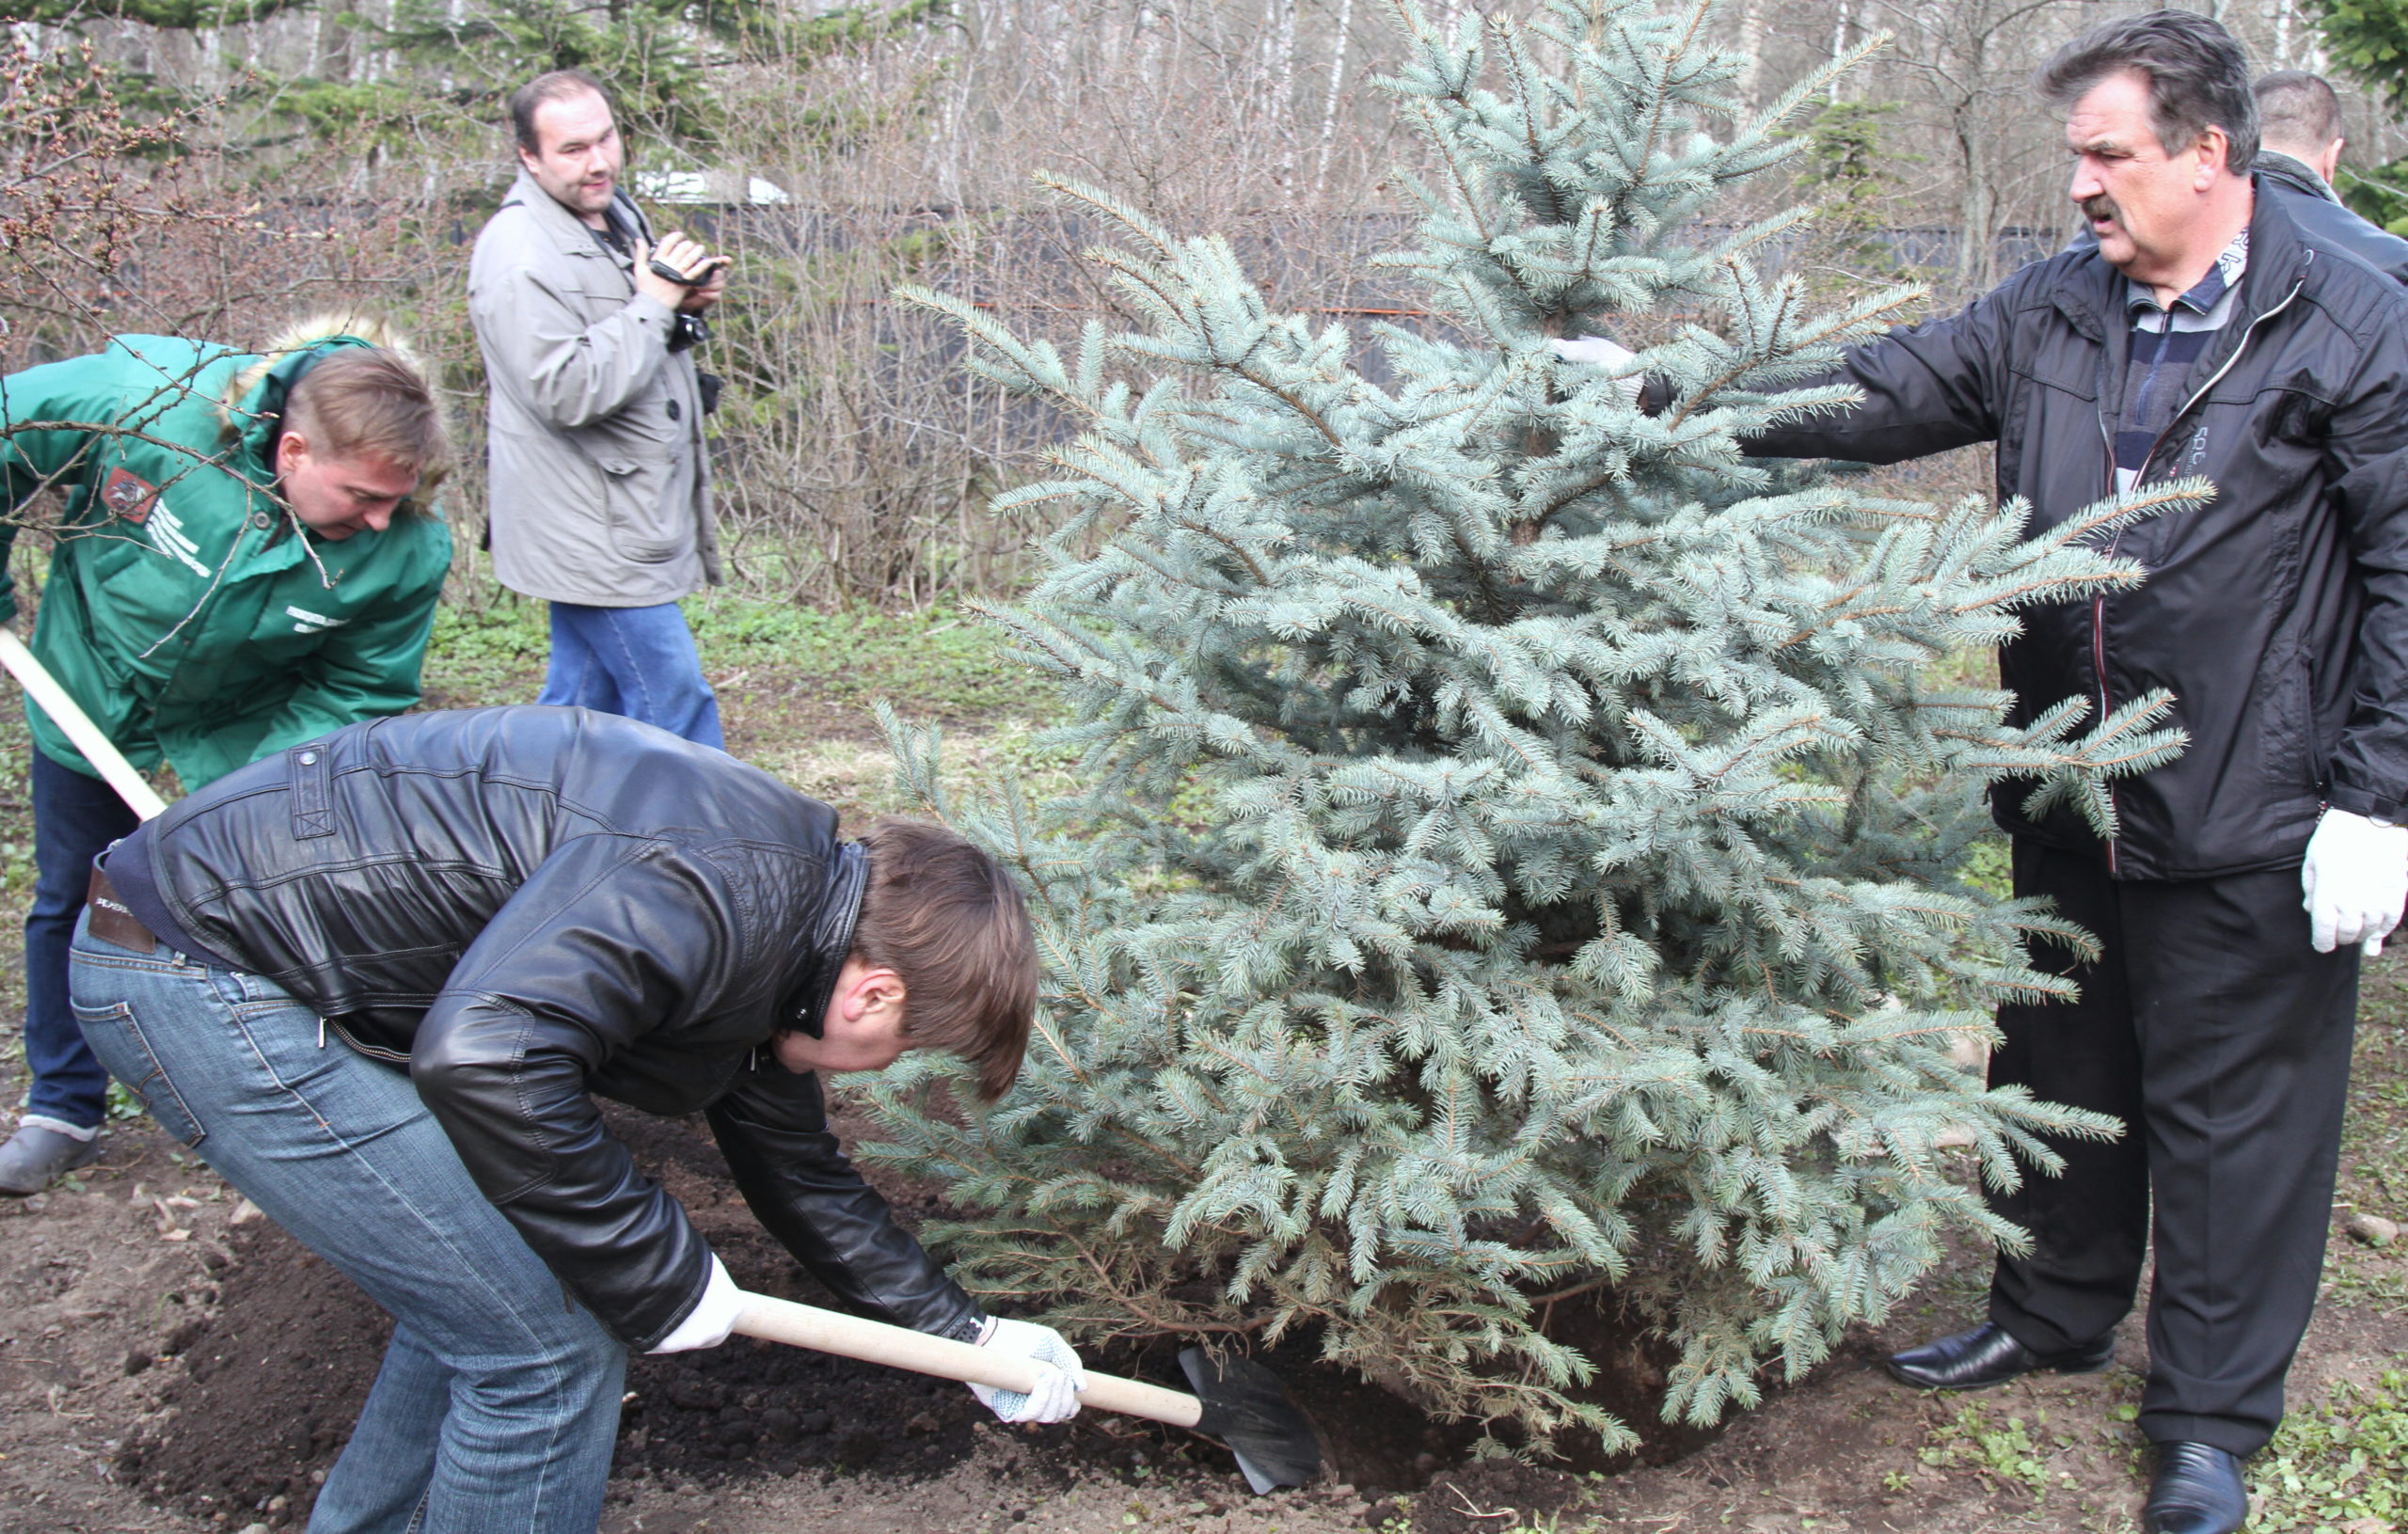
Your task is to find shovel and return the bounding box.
[733,1290,1321,1493]
[0,627,167,820]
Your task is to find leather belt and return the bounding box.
[86,864,160,952]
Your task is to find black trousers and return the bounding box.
[1986,839,2359,1456]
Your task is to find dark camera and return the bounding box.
[648,254,729,287]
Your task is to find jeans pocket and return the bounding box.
[69,1000,207,1147]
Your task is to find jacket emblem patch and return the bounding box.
[100,467,158,524]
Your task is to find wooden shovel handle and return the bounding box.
[0,627,167,820]
[732,1290,1204,1429]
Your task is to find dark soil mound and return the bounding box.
[117,1103,1721,1528]
[116,1222,390,1526]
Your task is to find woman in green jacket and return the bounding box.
[0,316,453,1194]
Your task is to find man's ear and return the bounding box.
[830,957,906,1031]
[853,967,907,1023]
[274,427,309,477]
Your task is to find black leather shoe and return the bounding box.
[1884,1321,2115,1390]
[2145,1441,2248,1534]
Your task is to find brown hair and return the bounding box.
[2255,70,2343,156]
[509,69,611,154]
[2036,10,2258,172]
[848,818,1038,1102]
[286,350,452,491]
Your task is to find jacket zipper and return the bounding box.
[2088,276,2306,875]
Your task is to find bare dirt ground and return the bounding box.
[5,597,2406,1534]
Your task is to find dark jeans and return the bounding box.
[21,747,139,1131]
[535,601,723,750]
[1988,838,2359,1457]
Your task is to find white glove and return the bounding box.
[1548,334,1643,401]
[2302,808,2408,957]
[967,1315,1085,1424]
[647,1253,744,1354]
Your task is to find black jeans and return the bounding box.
[1987,838,2359,1456]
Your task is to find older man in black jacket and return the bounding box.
[67,706,1081,1534]
[1559,14,2408,1534]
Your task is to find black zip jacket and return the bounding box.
[1746,186,2408,878]
[2255,152,2408,286]
[105,705,987,1351]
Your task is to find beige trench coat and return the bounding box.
[468,169,722,607]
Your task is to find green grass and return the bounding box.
[2250,1366,2408,1532]
[2328,963,2408,1320]
[422,589,1061,725]
[1919,1400,2055,1498]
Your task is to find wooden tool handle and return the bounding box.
[0,627,167,821]
[732,1290,1203,1429]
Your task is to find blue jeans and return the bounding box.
[68,918,626,1533]
[23,748,140,1131]
[536,601,723,750]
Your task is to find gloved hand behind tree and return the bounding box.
[1548,334,1643,401]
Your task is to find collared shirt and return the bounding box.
[2115,228,2250,492]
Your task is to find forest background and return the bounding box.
[1,0,2392,613]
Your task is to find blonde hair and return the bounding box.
[222,313,452,493]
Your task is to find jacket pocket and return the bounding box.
[594,454,689,563]
[2260,644,2321,793]
[70,999,207,1147]
[570,409,689,565]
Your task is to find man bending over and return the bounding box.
[69,705,1080,1534]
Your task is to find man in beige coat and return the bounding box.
[468,69,730,747]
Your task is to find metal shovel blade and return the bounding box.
[1179,1346,1322,1494]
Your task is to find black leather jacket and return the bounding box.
[107,706,986,1351]
[1748,187,2408,878]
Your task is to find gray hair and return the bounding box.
[2037,10,2258,172]
[2255,70,2344,154]
[508,70,611,155]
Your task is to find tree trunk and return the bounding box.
[1315,0,1354,196]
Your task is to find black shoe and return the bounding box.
[2145,1441,2247,1534]
[1884,1321,2115,1390]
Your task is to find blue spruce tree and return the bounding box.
[872,0,2199,1447]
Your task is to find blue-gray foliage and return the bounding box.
[868,0,2195,1447]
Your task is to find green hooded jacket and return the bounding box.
[0,332,452,789]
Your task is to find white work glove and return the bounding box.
[1548,334,1643,401]
[967,1315,1086,1424]
[2302,807,2408,957]
[647,1253,744,1354]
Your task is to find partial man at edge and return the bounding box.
[71,706,1086,1533]
[0,318,452,1196]
[468,68,733,750]
[2248,69,2408,283]
[1561,13,2408,1534]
